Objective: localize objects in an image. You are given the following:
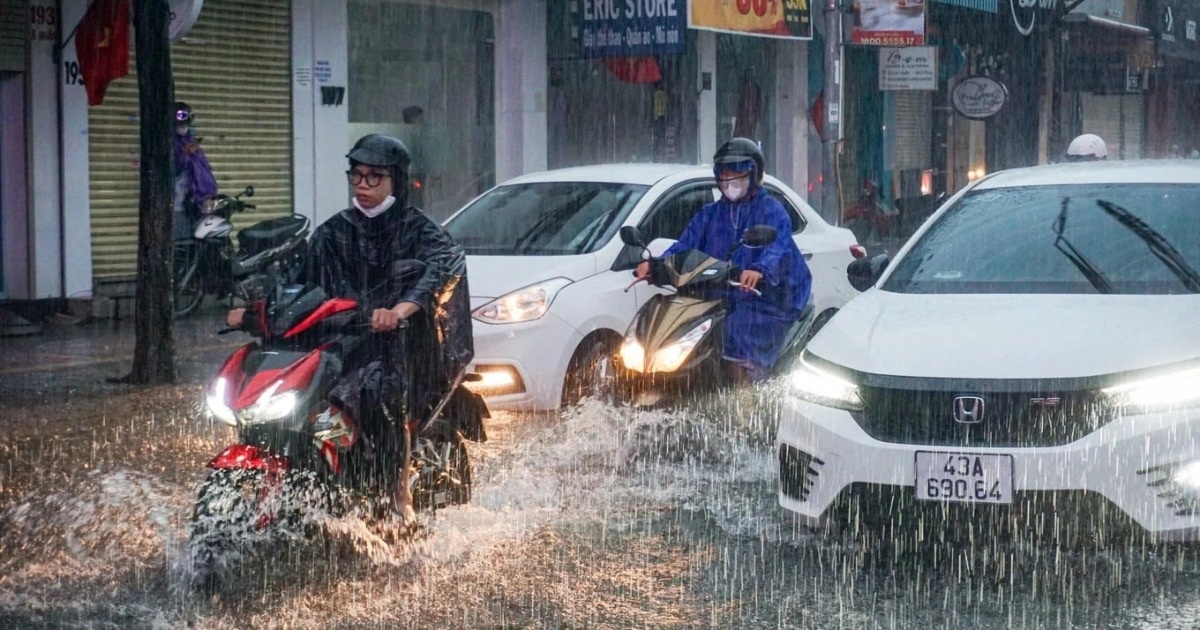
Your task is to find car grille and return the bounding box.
[1139,462,1200,517]
[852,386,1115,448]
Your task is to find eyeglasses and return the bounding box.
[346,170,391,188]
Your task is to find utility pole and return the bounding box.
[820,0,843,226]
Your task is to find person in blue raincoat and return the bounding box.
[636,137,812,382]
[172,101,219,240]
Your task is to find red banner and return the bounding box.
[75,0,131,106]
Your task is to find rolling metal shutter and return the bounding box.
[89,0,292,279]
[0,0,26,72]
[1081,93,1144,160]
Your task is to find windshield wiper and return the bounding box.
[1053,198,1114,294]
[1096,199,1200,293]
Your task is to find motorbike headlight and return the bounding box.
[472,278,572,324]
[649,318,712,373]
[620,337,646,373]
[205,377,237,426]
[241,381,299,423]
[1103,365,1200,411]
[790,355,864,411]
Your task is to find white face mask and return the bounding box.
[353,194,397,218]
[719,178,749,202]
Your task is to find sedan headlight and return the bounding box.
[790,355,864,411]
[473,278,572,324]
[1103,365,1200,410]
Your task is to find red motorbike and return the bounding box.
[187,264,487,584]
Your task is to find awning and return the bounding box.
[932,0,997,13]
[1061,12,1151,38]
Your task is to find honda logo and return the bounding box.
[953,396,986,424]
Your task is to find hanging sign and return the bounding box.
[580,0,687,57]
[878,46,937,90]
[168,0,204,42]
[852,0,926,46]
[951,76,1008,119]
[688,0,812,40]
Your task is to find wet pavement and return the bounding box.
[0,303,240,407]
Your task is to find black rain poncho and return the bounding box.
[302,204,474,442]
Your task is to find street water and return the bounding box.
[2,338,1200,628]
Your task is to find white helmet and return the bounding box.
[1065,134,1108,161]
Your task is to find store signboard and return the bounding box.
[852,0,926,46]
[1157,0,1200,62]
[879,46,937,90]
[579,0,687,57]
[951,76,1009,119]
[688,0,813,40]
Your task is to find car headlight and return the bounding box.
[206,377,237,426]
[790,355,864,411]
[649,318,712,373]
[472,278,572,324]
[1103,365,1200,410]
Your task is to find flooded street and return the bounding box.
[3,326,1200,629]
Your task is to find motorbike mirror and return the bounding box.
[619,226,646,248]
[242,185,255,198]
[742,225,778,248]
[847,253,890,292]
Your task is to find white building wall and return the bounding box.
[27,0,91,300]
[696,30,717,165]
[495,0,547,182]
[773,40,810,197]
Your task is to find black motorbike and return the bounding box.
[611,225,814,407]
[188,262,488,585]
[173,185,310,317]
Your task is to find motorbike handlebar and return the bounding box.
[727,279,762,297]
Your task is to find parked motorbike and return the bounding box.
[611,225,814,407]
[187,262,489,585]
[173,185,310,317]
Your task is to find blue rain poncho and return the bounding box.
[660,188,812,380]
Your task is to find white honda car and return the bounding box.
[443,164,864,411]
[778,160,1200,540]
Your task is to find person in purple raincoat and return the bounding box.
[172,101,219,240]
[637,137,812,382]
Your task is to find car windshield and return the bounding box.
[882,183,1200,295]
[445,182,648,256]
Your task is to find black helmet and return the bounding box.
[174,101,194,125]
[713,137,765,186]
[347,134,411,190]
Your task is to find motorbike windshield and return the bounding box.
[882,183,1200,295]
[445,182,647,255]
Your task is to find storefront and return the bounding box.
[0,0,26,299]
[1147,0,1200,158]
[84,0,294,280]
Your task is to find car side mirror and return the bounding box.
[847,253,889,292]
[619,225,646,248]
[742,224,777,248]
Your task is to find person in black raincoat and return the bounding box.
[228,134,474,521]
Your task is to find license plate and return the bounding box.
[915,452,1013,504]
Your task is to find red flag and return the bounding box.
[75,0,131,106]
[601,57,662,85]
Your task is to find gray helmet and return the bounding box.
[713,137,765,186]
[347,134,412,189]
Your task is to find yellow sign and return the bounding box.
[688,0,812,39]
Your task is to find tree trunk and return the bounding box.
[124,0,177,384]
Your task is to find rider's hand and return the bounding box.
[635,261,650,280]
[227,308,245,328]
[371,302,420,332]
[739,269,763,293]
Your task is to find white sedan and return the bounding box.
[443,164,864,411]
[779,160,1200,540]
